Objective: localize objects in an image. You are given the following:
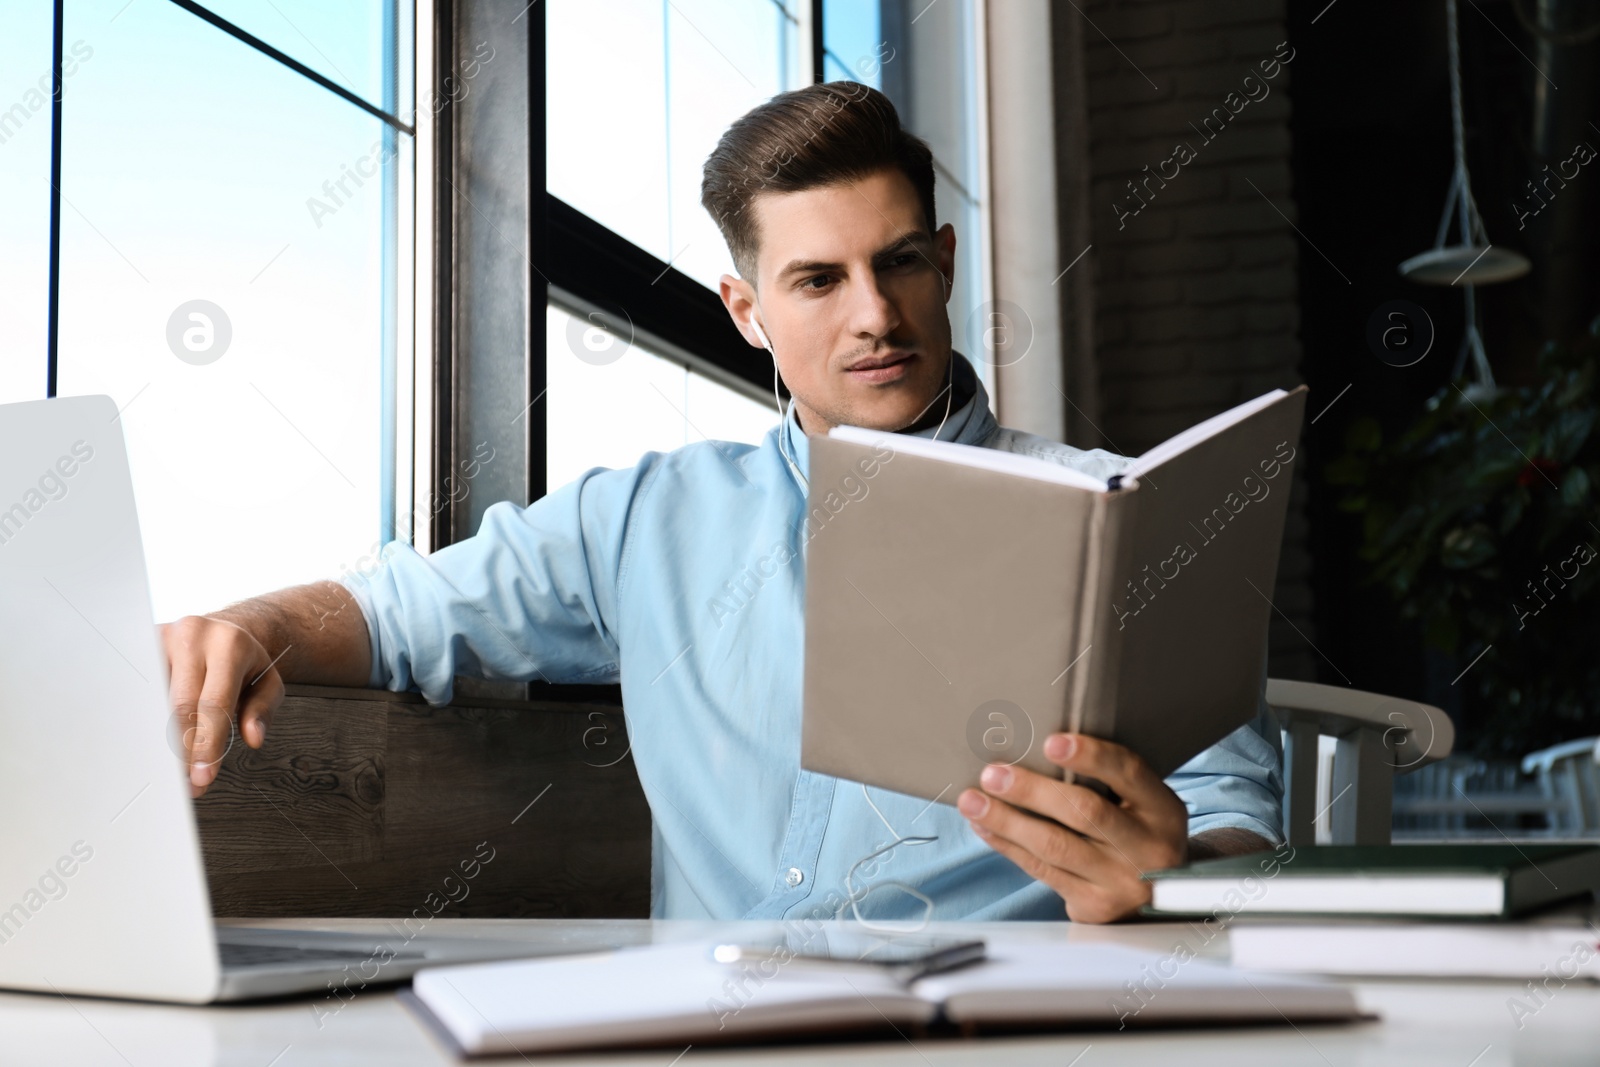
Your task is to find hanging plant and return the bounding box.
[1328,315,1600,755]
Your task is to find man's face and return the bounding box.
[719,167,957,436]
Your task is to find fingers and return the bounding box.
[958,734,1192,923]
[189,647,245,791]
[975,762,1136,845]
[236,669,285,750]
[1044,735,1189,858]
[957,790,1149,923]
[969,816,1090,901]
[163,628,210,795]
[1045,734,1183,821]
[160,617,280,797]
[958,789,1104,877]
[982,826,1152,923]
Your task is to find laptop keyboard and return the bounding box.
[219,942,425,970]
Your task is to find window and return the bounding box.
[0,4,60,405]
[543,0,807,490]
[2,2,416,621]
[1,3,992,618]
[542,0,994,488]
[545,303,775,491]
[546,0,803,292]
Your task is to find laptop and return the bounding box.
[0,394,571,1002]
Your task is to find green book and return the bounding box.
[1142,844,1600,919]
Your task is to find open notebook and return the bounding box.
[801,386,1308,802]
[403,937,1359,1055]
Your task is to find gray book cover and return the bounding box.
[800,387,1308,804]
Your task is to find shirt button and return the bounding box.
[785,867,804,888]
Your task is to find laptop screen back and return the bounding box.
[0,395,219,1002]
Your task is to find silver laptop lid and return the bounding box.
[0,395,219,1003]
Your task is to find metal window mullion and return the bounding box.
[46,0,64,397]
[165,0,415,134]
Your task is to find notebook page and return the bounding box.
[412,942,930,1055]
[910,939,1357,1026]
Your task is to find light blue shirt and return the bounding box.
[343,352,1284,922]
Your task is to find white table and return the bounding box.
[2,917,1596,1065]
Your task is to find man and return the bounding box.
[163,82,1282,924]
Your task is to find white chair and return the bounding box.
[1266,679,1454,845]
[1520,736,1600,834]
[1390,755,1554,838]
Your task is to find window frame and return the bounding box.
[39,0,420,608]
[427,0,995,551]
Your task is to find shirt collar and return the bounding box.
[779,350,995,487]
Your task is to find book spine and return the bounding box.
[1064,488,1137,781]
[1056,495,1097,766]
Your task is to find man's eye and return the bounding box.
[802,274,832,290]
[886,253,918,269]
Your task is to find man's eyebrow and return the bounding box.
[774,231,933,280]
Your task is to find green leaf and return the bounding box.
[1547,409,1595,462]
[1561,466,1592,508]
[1440,523,1497,570]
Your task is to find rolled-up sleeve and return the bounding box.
[1165,664,1284,844]
[338,458,660,705]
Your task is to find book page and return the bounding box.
[829,425,1110,491]
[1127,389,1288,478]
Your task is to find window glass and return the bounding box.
[54,0,409,621]
[544,0,992,487]
[824,1,995,395]
[0,5,58,405]
[546,303,776,491]
[893,0,990,396]
[546,0,670,263]
[821,0,884,85]
[184,0,405,116]
[546,0,802,288]
[664,0,793,288]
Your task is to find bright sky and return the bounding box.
[0,0,914,620]
[0,1,774,621]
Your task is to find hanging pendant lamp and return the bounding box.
[1398,0,1531,387]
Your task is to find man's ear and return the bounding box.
[934,222,958,304]
[719,274,767,349]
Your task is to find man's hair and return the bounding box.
[701,81,936,283]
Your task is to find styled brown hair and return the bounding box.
[700,81,937,283]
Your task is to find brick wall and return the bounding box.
[1067,0,1315,679]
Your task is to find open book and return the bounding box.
[800,387,1308,801]
[403,937,1358,1055]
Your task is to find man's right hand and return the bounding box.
[159,615,286,798]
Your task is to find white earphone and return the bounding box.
[754,314,810,492]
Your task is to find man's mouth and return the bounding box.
[845,352,915,382]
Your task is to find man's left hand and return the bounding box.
[957,732,1257,923]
